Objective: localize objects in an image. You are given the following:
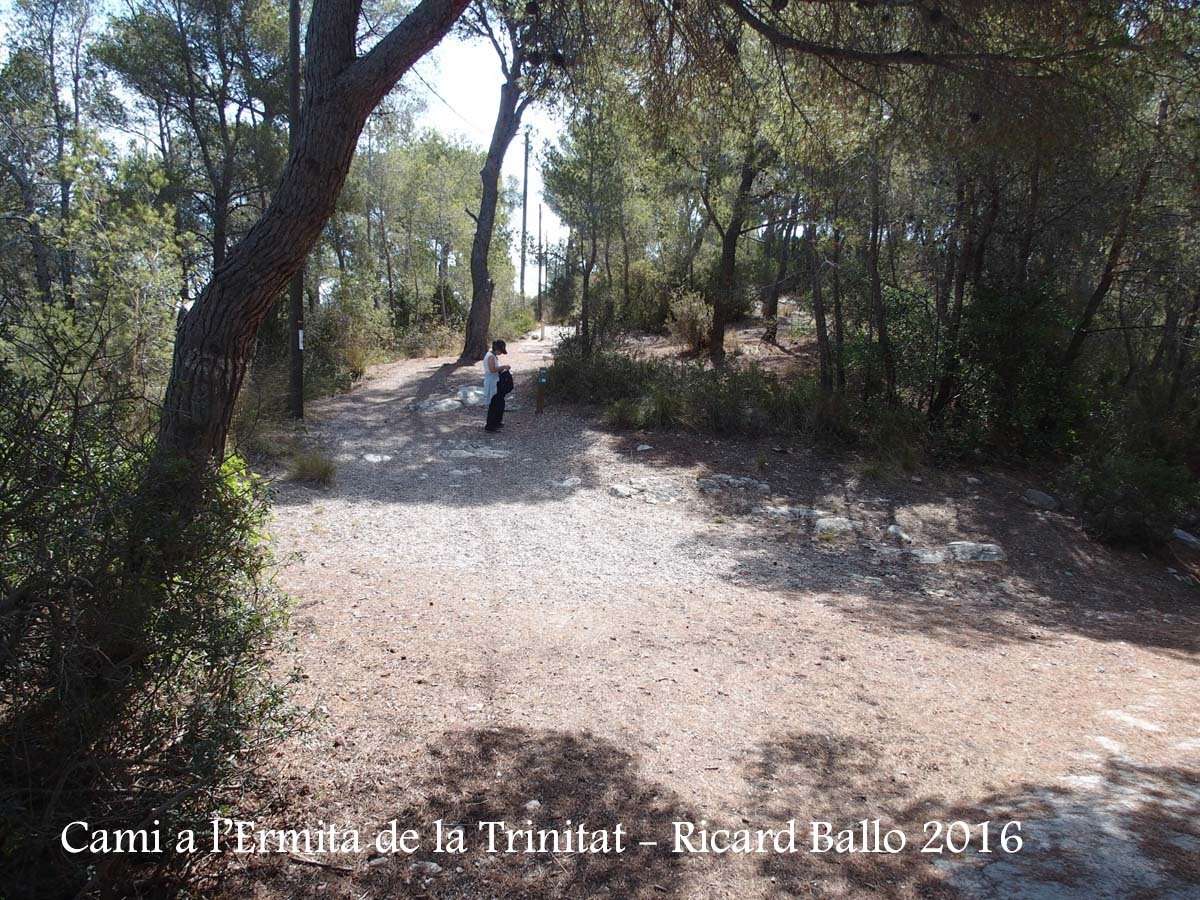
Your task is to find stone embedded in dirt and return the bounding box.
[910,475,923,484]
[814,517,854,538]
[885,524,913,544]
[524,799,542,812]
[457,386,486,406]
[363,453,392,463]
[1022,488,1060,510]
[1172,528,1200,551]
[636,444,653,452]
[410,860,442,876]
[909,547,947,564]
[760,505,826,520]
[945,541,1007,562]
[965,475,982,485]
[903,542,1006,563]
[553,476,582,488]
[449,467,482,477]
[697,473,770,494]
[610,483,643,498]
[445,445,510,460]
[417,396,462,414]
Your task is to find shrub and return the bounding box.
[491,300,537,343]
[306,276,393,389]
[289,449,337,485]
[604,397,642,429]
[1074,450,1198,547]
[396,322,460,358]
[0,359,295,899]
[668,289,711,353]
[620,261,671,332]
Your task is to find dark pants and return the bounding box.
[486,392,505,430]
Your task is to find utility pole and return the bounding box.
[520,126,530,298]
[537,204,543,322]
[287,0,304,419]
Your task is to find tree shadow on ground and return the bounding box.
[604,422,1199,659]
[219,726,705,899]
[745,730,1200,899]
[271,360,604,510]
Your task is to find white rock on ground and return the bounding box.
[760,505,827,520]
[1022,488,1060,510]
[457,386,486,406]
[445,445,510,460]
[553,476,582,488]
[814,516,854,538]
[417,396,462,414]
[886,524,913,544]
[697,473,770,494]
[1172,528,1200,551]
[945,541,1007,562]
[609,484,643,498]
[905,542,1006,563]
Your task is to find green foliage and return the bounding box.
[305,274,394,391]
[616,260,670,332]
[1074,450,1198,548]
[0,360,295,899]
[289,449,337,485]
[667,288,711,353]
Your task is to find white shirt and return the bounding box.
[482,351,499,403]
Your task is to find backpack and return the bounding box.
[497,369,514,397]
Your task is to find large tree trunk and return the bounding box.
[156,0,468,478]
[461,76,526,362]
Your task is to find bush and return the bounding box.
[396,322,460,358]
[620,261,671,332]
[667,289,711,353]
[1074,450,1198,547]
[289,449,337,485]
[306,276,394,389]
[491,301,537,344]
[0,359,295,899]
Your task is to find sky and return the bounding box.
[408,35,568,296]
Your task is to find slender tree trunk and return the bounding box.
[807,221,832,391]
[711,143,759,363]
[763,193,798,341]
[581,232,597,351]
[867,156,896,400]
[1061,95,1167,373]
[931,181,976,419]
[1018,156,1040,288]
[831,225,846,392]
[3,162,55,303]
[461,76,526,361]
[156,0,468,480]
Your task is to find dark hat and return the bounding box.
[492,340,507,354]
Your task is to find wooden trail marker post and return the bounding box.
[536,367,548,414]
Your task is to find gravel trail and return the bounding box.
[235,329,1200,899]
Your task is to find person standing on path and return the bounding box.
[483,339,510,432]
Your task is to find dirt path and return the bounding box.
[229,330,1199,899]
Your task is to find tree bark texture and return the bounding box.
[157,0,469,473]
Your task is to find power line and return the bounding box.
[410,66,475,131]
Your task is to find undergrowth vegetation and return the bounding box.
[0,313,297,899]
